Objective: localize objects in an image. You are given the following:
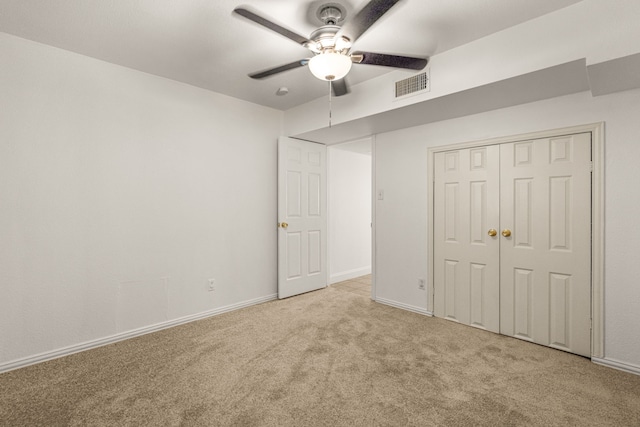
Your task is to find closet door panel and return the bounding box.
[499,133,591,356]
[434,146,500,333]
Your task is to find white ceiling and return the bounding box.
[0,0,582,110]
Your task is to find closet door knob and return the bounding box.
[501,229,512,237]
[488,229,497,237]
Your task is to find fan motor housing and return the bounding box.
[310,25,340,43]
[309,25,350,53]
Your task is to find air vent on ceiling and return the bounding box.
[395,69,430,99]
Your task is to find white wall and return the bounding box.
[328,144,372,284]
[0,33,283,369]
[374,88,640,371]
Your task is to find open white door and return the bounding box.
[278,137,327,299]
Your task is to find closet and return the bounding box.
[433,132,591,357]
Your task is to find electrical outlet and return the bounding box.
[418,278,425,290]
[208,278,215,292]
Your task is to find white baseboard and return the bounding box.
[592,357,640,376]
[329,266,372,284]
[0,293,278,374]
[375,297,432,317]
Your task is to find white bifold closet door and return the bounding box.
[434,133,592,357]
[433,146,501,333]
[499,134,591,356]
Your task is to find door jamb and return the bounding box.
[371,135,377,301]
[426,122,604,358]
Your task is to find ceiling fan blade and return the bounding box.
[332,78,350,97]
[352,51,428,70]
[249,60,309,79]
[233,7,311,46]
[336,0,402,44]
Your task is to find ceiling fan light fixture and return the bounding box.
[308,52,352,81]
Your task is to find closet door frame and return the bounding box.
[427,122,604,359]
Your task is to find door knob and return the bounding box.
[278,222,289,229]
[502,229,512,237]
[488,229,497,237]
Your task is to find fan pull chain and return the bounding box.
[328,80,332,128]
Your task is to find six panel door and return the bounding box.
[433,146,501,333]
[499,133,591,356]
[278,137,327,299]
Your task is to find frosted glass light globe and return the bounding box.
[308,52,352,81]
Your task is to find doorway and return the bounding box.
[328,138,373,297]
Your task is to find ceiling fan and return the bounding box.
[233,0,429,96]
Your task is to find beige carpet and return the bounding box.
[1,286,640,426]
